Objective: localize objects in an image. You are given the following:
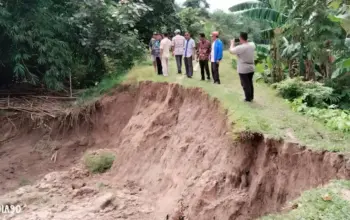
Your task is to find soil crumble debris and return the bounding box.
[0,81,350,220]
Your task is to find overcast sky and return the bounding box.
[176,0,248,12]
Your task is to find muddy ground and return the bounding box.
[0,81,350,220]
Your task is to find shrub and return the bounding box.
[83,152,115,174]
[301,81,335,108]
[273,78,305,101]
[232,59,237,69]
[255,56,274,84]
[274,78,338,108]
[0,0,152,90]
[291,98,350,132]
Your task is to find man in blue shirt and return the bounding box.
[210,31,223,84]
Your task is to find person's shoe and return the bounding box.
[187,76,192,78]
[201,78,205,81]
[244,99,252,102]
[207,78,211,80]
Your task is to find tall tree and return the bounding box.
[179,7,204,37]
[0,0,153,90]
[134,0,179,43]
[183,0,210,18]
[183,0,210,9]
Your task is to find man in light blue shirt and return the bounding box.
[183,32,196,78]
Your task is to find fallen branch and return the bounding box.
[0,106,56,118]
[30,96,77,101]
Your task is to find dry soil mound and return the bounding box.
[0,81,350,220]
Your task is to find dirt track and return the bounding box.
[0,81,350,220]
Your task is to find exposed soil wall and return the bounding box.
[0,81,349,220]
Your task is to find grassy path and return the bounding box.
[126,52,350,152]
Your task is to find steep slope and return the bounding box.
[0,82,349,220]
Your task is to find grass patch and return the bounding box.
[124,52,350,151]
[97,182,108,190]
[18,177,31,187]
[262,180,350,220]
[78,72,126,102]
[83,152,115,174]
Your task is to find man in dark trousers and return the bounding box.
[172,29,185,74]
[210,31,223,84]
[183,32,196,78]
[230,32,256,102]
[197,33,211,81]
[152,33,163,75]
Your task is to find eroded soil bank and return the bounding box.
[0,81,349,220]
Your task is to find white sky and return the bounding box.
[176,0,248,12]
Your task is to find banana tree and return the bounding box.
[328,1,350,79]
[229,0,292,82]
[281,37,300,78]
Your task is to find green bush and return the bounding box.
[0,0,160,91]
[83,152,116,174]
[325,75,350,109]
[273,78,305,101]
[301,82,335,108]
[291,98,350,132]
[274,78,338,108]
[255,56,274,84]
[232,59,237,69]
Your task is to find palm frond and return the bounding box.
[260,28,275,39]
[256,44,270,56]
[229,1,267,12]
[332,58,350,79]
[234,8,288,26]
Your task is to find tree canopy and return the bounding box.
[0,0,178,91]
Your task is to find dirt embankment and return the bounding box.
[0,81,350,220]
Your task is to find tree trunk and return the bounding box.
[288,60,292,78]
[69,72,72,97]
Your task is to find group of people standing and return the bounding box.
[149,30,223,84]
[149,30,256,102]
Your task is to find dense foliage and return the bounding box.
[229,0,350,132]
[291,98,350,132]
[0,0,177,91]
[271,77,350,132]
[230,0,350,84]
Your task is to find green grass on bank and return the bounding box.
[261,180,350,220]
[124,52,350,152]
[78,73,127,104]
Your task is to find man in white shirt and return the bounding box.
[183,32,196,78]
[172,29,185,74]
[160,33,172,76]
[229,32,256,102]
